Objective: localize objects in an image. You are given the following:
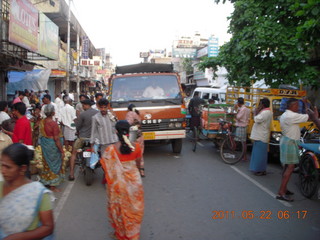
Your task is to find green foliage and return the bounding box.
[182,58,194,75]
[213,0,320,88]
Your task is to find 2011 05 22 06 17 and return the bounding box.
[211,210,308,220]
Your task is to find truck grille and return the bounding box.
[141,122,184,131]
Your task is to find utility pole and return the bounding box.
[66,0,71,92]
[0,0,6,101]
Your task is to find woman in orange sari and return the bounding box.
[100,120,144,240]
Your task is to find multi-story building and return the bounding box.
[0,0,100,101]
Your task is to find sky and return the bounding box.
[71,0,234,66]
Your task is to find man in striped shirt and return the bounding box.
[90,98,118,154]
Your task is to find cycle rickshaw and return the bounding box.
[186,103,245,164]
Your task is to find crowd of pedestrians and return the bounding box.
[0,88,146,239]
[188,93,319,203]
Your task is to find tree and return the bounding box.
[201,0,320,88]
[182,58,194,75]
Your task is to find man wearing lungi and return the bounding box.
[277,98,309,202]
[234,97,250,161]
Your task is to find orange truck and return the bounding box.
[108,63,187,153]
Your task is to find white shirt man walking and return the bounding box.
[60,96,77,148]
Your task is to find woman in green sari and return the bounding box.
[39,104,65,192]
[0,143,54,239]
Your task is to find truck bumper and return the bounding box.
[142,130,186,140]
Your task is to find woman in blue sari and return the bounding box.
[39,104,65,192]
[0,143,54,239]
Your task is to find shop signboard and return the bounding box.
[172,48,197,58]
[9,0,39,52]
[208,37,219,57]
[50,69,67,77]
[38,13,59,60]
[196,47,208,58]
[82,36,89,59]
[80,59,102,67]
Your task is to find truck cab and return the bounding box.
[108,63,186,153]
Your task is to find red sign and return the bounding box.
[96,70,107,74]
[50,69,66,77]
[80,59,102,66]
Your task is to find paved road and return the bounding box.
[52,138,320,240]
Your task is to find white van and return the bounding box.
[191,87,227,104]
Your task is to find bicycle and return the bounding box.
[219,119,245,164]
[186,116,202,152]
[298,124,320,198]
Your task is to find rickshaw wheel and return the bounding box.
[299,153,319,198]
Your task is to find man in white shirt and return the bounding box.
[60,96,77,148]
[249,98,272,176]
[92,93,103,110]
[142,80,164,99]
[0,101,10,125]
[40,94,60,122]
[277,98,309,202]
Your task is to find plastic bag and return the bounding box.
[90,144,99,169]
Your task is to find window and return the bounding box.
[202,93,210,99]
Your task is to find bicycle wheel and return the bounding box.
[299,153,319,198]
[220,136,244,164]
[192,126,198,152]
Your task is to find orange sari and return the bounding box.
[100,145,144,240]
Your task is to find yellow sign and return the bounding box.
[143,132,155,140]
[270,89,306,97]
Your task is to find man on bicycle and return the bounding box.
[188,92,206,130]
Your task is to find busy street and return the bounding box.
[1,0,320,240]
[53,139,320,240]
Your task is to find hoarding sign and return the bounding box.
[172,48,197,58]
[38,13,59,60]
[208,37,219,57]
[140,52,150,58]
[196,47,208,58]
[82,36,89,59]
[50,69,67,77]
[80,59,102,66]
[9,0,39,52]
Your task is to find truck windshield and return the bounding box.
[272,99,282,120]
[111,75,181,102]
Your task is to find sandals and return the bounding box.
[276,195,294,202]
[254,171,266,176]
[286,190,294,195]
[139,168,145,178]
[68,175,75,181]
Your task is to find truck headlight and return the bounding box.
[168,123,175,128]
[175,122,182,128]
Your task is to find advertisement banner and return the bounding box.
[50,69,67,77]
[80,59,102,67]
[59,49,67,69]
[172,48,197,58]
[208,37,219,57]
[82,36,89,59]
[38,13,59,60]
[9,0,39,52]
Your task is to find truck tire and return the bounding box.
[172,139,182,153]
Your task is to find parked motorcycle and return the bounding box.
[299,124,320,198]
[76,139,100,186]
